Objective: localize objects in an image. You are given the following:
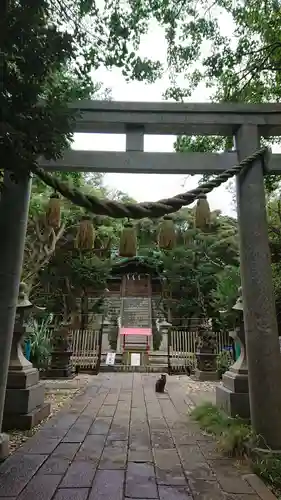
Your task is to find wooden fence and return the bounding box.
[168,328,232,373]
[71,329,102,370]
[45,328,102,372]
[44,326,231,374]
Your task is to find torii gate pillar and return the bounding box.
[0,171,32,459]
[236,124,281,449]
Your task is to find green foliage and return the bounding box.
[27,314,53,369]
[167,0,281,194]
[211,265,241,330]
[105,210,240,326]
[3,1,76,176]
[143,0,281,104]
[39,251,111,318]
[26,192,240,330]
[216,350,233,379]
[252,454,281,497]
[159,214,239,324]
[174,133,279,193]
[191,403,255,457]
[192,403,281,497]
[2,0,165,190]
[267,196,281,334]
[68,255,111,291]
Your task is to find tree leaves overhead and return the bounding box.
[43,0,281,100]
[149,0,281,103]
[1,0,164,184]
[46,0,163,81]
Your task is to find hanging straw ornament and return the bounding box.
[195,194,211,230]
[45,192,61,229]
[119,221,137,258]
[75,216,95,250]
[158,215,176,250]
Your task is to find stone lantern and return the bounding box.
[101,317,112,353]
[158,319,171,350]
[47,320,74,379]
[3,283,50,430]
[216,287,250,419]
[9,282,34,373]
[194,321,219,381]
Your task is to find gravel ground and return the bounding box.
[174,375,222,408]
[176,374,221,392]
[8,374,92,455]
[186,376,220,392]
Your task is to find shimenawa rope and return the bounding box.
[28,147,269,219]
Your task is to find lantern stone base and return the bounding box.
[216,368,250,420]
[7,367,39,389]
[47,351,74,379]
[3,367,50,431]
[194,369,219,381]
[0,433,9,461]
[2,402,51,431]
[46,365,74,379]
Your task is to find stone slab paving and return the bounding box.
[0,373,274,500]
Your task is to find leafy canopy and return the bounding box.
[2,0,163,182]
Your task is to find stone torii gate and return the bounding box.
[1,101,281,456]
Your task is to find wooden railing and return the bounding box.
[168,327,232,372]
[71,329,101,369]
[46,328,102,371]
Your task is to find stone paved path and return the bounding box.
[0,373,268,500]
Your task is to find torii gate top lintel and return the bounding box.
[70,99,281,136]
[40,100,281,174]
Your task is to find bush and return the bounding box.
[191,402,255,457]
[253,454,281,494]
[217,350,233,379]
[191,403,281,497]
[27,314,53,369]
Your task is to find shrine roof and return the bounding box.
[110,256,162,277]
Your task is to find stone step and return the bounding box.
[149,356,168,364]
[100,364,168,373]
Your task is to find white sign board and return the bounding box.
[131,353,141,366]
[106,352,116,365]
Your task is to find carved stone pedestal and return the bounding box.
[47,324,74,379]
[3,325,50,431]
[195,368,219,382]
[216,321,250,420]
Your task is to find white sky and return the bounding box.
[72,18,278,218]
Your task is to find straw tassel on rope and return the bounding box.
[45,192,61,229]
[158,216,176,250]
[119,221,137,257]
[75,216,95,249]
[195,194,211,230]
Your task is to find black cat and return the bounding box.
[155,374,167,393]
